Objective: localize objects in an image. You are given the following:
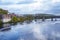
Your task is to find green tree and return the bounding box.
[11,16,18,23]
[25,15,34,21]
[19,17,25,22]
[0,19,3,24]
[0,8,8,14]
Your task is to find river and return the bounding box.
[0,20,60,40]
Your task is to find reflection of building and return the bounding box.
[3,23,10,27]
[0,23,11,31]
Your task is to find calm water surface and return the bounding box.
[0,20,60,40]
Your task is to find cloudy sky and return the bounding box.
[0,0,60,14]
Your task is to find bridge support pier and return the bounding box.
[42,17,45,21]
[51,18,53,21]
[51,18,57,21]
[35,19,37,22]
[55,18,57,21]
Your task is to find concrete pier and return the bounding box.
[51,18,53,21]
[42,17,45,21]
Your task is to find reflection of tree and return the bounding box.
[11,16,18,23]
[11,23,17,26]
[0,24,3,29]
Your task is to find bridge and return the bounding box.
[34,16,60,21]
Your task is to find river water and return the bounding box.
[0,20,60,40]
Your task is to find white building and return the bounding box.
[2,14,11,23]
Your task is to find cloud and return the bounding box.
[17,0,37,4]
[0,0,41,14]
[45,2,60,14]
[52,0,60,3]
[0,0,60,14]
[0,0,37,5]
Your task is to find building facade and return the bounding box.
[2,14,11,23]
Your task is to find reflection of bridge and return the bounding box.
[34,16,60,21]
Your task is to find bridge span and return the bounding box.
[34,16,60,21]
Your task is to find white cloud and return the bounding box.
[0,0,60,14]
[1,0,24,3]
[0,0,42,14]
[52,0,60,3]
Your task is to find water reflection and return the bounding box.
[44,23,60,40]
[0,23,11,31]
[0,21,60,40]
